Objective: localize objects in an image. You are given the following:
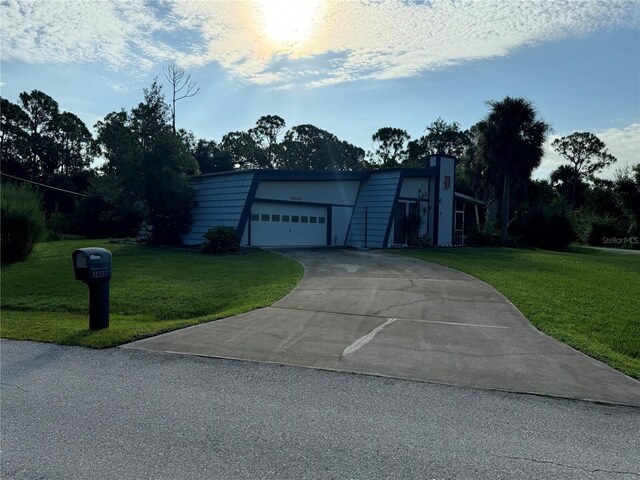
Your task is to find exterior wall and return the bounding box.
[331,206,353,246]
[436,157,455,246]
[428,155,455,246]
[255,180,360,206]
[399,177,429,199]
[182,171,255,245]
[427,176,436,241]
[346,170,402,248]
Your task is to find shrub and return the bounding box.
[45,211,72,241]
[466,230,501,247]
[587,219,627,247]
[522,201,574,250]
[201,226,240,253]
[1,182,47,263]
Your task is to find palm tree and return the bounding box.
[474,97,549,243]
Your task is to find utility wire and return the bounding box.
[0,172,88,197]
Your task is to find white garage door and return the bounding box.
[250,201,327,246]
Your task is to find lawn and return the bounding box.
[392,247,640,379]
[1,240,302,347]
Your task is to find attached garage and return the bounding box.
[249,201,328,247]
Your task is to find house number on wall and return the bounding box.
[291,196,302,201]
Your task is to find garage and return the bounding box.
[249,201,328,247]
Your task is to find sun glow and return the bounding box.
[255,0,321,48]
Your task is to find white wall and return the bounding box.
[255,181,360,206]
[400,177,429,199]
[437,157,455,246]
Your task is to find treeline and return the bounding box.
[2,77,639,254]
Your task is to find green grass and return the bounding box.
[392,247,640,379]
[1,240,303,347]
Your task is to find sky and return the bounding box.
[1,0,639,180]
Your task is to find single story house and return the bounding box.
[182,155,481,248]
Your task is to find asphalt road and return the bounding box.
[2,340,639,480]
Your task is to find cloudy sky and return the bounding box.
[1,0,639,179]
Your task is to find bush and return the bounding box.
[201,226,240,253]
[521,201,574,250]
[587,219,627,247]
[465,230,501,247]
[1,182,47,263]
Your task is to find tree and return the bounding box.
[163,64,200,133]
[551,132,617,207]
[221,131,267,169]
[406,118,470,166]
[249,115,286,169]
[0,97,30,177]
[52,111,96,175]
[278,124,366,171]
[473,97,549,241]
[94,110,147,236]
[93,80,198,243]
[370,127,409,169]
[1,92,96,219]
[193,139,234,174]
[17,90,59,180]
[614,164,640,238]
[1,182,46,263]
[550,164,588,207]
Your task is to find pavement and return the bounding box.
[124,248,640,406]
[3,340,640,480]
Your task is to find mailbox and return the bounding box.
[73,248,112,282]
[72,247,112,330]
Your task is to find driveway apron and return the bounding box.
[123,248,640,406]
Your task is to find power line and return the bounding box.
[1,172,88,197]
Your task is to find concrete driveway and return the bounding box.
[124,248,640,406]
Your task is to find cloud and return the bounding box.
[1,0,638,87]
[0,0,173,70]
[535,123,640,180]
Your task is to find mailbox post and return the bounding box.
[72,247,112,330]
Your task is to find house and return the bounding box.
[182,155,480,248]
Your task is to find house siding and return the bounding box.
[346,170,402,248]
[182,172,255,245]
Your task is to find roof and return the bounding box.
[454,192,484,206]
[192,167,440,182]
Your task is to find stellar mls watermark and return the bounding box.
[602,236,639,245]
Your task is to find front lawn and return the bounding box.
[392,247,640,379]
[1,240,302,347]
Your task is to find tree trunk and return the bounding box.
[500,172,510,244]
[483,183,499,233]
[571,168,579,208]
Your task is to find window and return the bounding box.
[261,214,270,222]
[301,216,308,223]
[291,215,299,223]
[319,217,326,224]
[282,215,290,222]
[310,216,317,223]
[272,214,280,222]
[251,213,259,221]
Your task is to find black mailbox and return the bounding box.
[73,248,112,282]
[72,247,112,330]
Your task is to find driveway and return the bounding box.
[124,248,640,406]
